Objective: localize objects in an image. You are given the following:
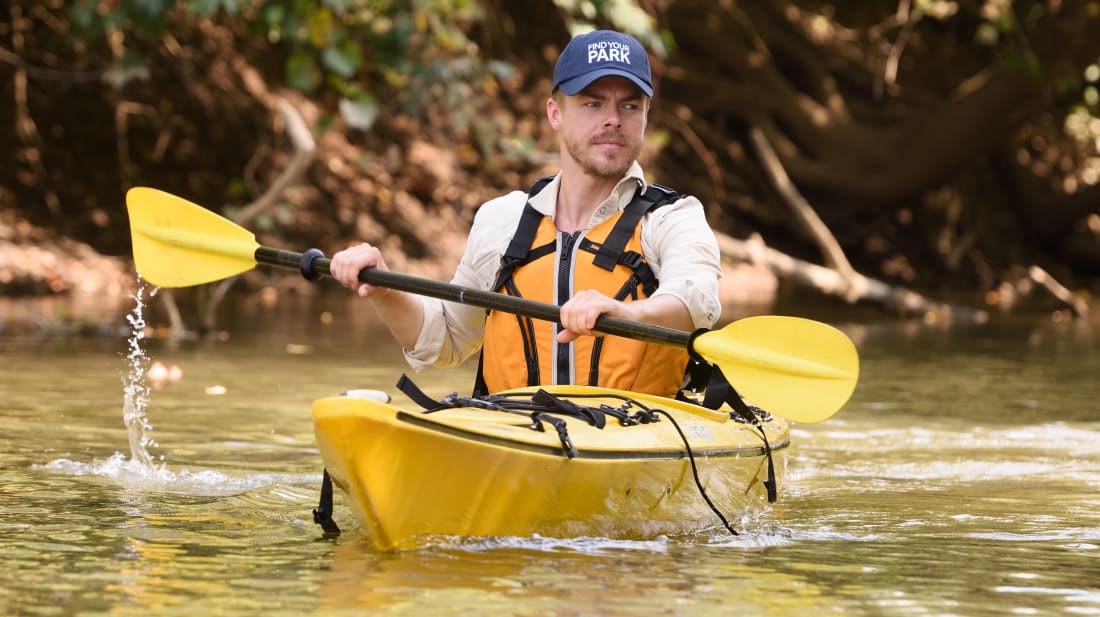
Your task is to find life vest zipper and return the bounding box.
[555,230,583,384]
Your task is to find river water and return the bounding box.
[1,289,1098,616]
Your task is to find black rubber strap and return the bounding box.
[397,374,446,410]
[312,469,341,535]
[721,379,778,503]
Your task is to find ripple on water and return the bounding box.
[38,453,319,496]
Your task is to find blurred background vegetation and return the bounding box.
[1,0,1098,319]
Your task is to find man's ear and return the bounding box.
[546,96,562,130]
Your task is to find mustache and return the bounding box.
[591,132,627,145]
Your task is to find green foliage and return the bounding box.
[241,0,486,119]
[64,0,674,131]
[64,1,168,46]
[67,0,491,130]
[553,0,665,56]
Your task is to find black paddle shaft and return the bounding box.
[256,246,695,348]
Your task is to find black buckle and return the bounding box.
[619,251,644,270]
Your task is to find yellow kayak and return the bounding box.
[312,384,789,550]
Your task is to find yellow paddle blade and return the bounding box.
[693,316,859,423]
[126,187,260,287]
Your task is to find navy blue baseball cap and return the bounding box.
[552,30,653,97]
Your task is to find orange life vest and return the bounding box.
[478,179,690,397]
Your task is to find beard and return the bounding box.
[563,130,642,179]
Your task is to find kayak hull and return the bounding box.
[312,385,789,550]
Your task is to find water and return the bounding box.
[1,293,1098,616]
[120,282,157,468]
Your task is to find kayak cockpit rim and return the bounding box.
[396,410,790,460]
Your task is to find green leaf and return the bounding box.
[133,0,173,17]
[339,94,379,131]
[1002,51,1043,80]
[604,0,654,35]
[322,43,361,78]
[70,4,94,28]
[308,8,335,47]
[287,52,322,92]
[186,0,221,16]
[486,60,517,80]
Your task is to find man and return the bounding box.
[330,29,721,397]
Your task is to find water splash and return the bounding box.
[121,280,159,467]
[42,453,319,495]
[436,533,673,555]
[40,281,321,494]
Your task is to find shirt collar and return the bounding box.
[529,162,647,226]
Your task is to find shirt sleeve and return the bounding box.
[403,191,528,370]
[640,195,723,329]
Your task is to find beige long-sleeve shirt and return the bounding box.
[403,162,722,370]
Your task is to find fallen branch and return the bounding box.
[1028,265,1089,317]
[234,99,317,227]
[714,231,985,320]
[199,98,316,332]
[747,127,857,286]
[137,95,316,335]
[158,288,187,335]
[740,125,992,320]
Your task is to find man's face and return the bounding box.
[548,76,649,179]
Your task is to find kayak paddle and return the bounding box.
[126,187,859,423]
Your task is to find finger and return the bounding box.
[584,307,601,331]
[334,244,379,288]
[564,309,592,335]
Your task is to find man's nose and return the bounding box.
[603,106,622,127]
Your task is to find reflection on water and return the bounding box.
[0,293,1098,616]
[317,538,851,616]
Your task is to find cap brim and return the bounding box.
[557,68,653,97]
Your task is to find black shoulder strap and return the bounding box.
[477,178,554,395]
[528,175,554,196]
[592,183,681,271]
[491,176,554,292]
[493,204,542,291]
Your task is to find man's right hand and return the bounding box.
[330,243,391,298]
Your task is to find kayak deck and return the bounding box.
[312,385,789,550]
